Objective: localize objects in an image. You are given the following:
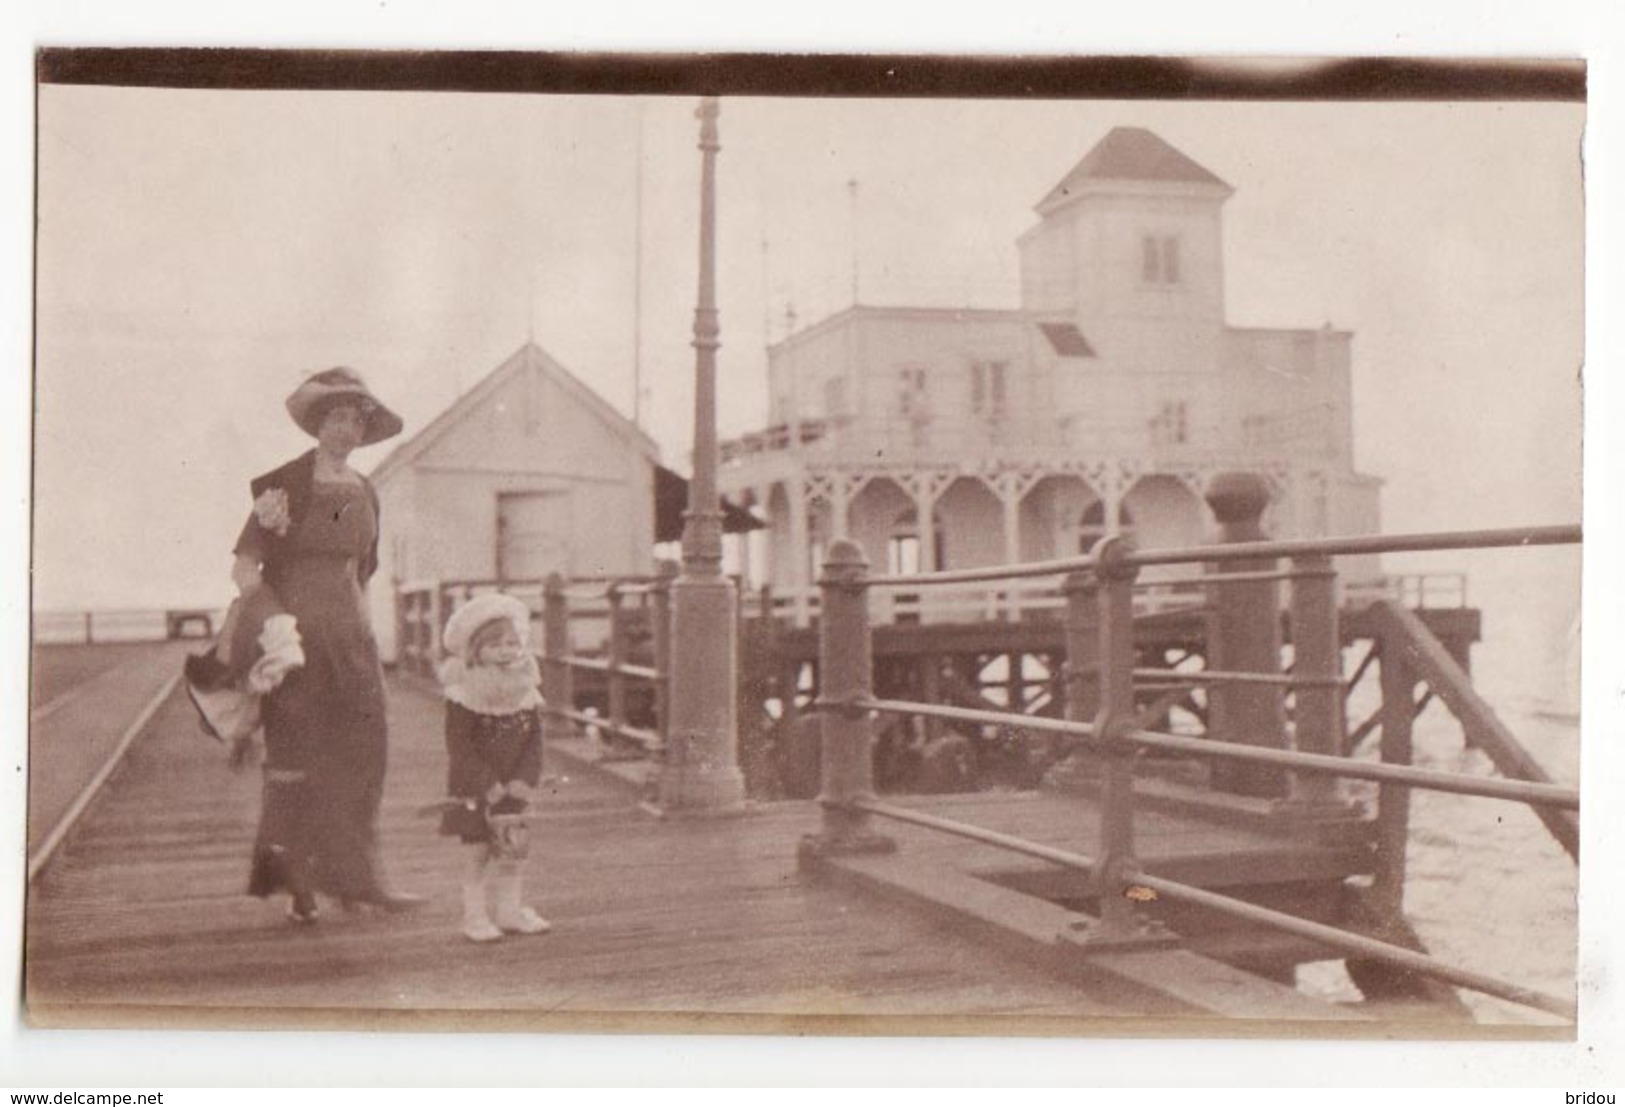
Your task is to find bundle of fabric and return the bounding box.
[183,587,305,751]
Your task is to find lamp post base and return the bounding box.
[657,571,747,815]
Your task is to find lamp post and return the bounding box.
[658,96,747,814]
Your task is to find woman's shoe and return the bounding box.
[287,891,320,925]
[342,889,428,914]
[372,890,427,913]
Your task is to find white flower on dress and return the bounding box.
[253,487,292,536]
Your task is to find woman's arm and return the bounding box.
[232,508,270,595]
[231,552,263,596]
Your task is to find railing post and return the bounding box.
[1372,632,1416,917]
[1063,569,1101,726]
[1203,473,1288,798]
[651,559,678,751]
[425,581,446,680]
[1044,569,1102,791]
[800,538,895,860]
[1091,536,1142,939]
[1286,553,1352,816]
[542,573,573,736]
[394,584,408,675]
[605,582,629,751]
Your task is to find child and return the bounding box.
[438,592,551,943]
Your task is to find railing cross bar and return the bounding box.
[1127,870,1575,1020]
[1128,728,1578,809]
[1133,668,1345,690]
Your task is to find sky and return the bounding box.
[33,86,1585,612]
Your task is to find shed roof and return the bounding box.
[368,341,660,486]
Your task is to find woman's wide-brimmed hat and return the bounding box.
[285,366,404,446]
[443,592,535,659]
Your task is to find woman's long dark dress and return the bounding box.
[236,479,391,901]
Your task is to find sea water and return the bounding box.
[1305,546,1582,1023]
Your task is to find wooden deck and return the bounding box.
[25,656,1501,1036]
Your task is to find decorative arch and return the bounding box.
[936,476,1005,569]
[848,476,914,574]
[1018,474,1101,562]
[1122,473,1207,554]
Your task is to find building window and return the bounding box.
[888,508,946,575]
[969,360,1008,419]
[1037,322,1097,358]
[1151,400,1189,446]
[1142,234,1181,285]
[887,534,921,576]
[895,364,929,420]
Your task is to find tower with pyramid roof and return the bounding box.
[718,127,1383,621]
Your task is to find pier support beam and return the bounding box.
[1204,472,1288,798]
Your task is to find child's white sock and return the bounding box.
[460,845,502,943]
[490,860,550,935]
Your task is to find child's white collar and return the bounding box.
[439,654,544,715]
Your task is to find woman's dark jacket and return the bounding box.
[246,449,381,590]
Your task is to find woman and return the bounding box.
[232,366,422,922]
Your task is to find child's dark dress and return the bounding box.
[440,702,543,843]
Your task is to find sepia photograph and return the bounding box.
[13,36,1614,1086]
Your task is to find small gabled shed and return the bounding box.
[366,341,660,661]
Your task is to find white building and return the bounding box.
[719,126,1382,614]
[367,341,661,660]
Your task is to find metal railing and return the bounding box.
[540,569,673,759]
[396,568,674,760]
[719,410,1340,468]
[740,578,1208,628]
[802,521,1581,1019]
[741,569,1461,630]
[33,607,221,644]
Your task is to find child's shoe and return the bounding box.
[491,867,551,934]
[496,905,551,935]
[463,916,503,943]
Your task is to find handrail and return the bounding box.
[869,553,1096,588]
[1124,870,1575,1019]
[805,521,1581,1020]
[1124,524,1580,569]
[1125,728,1579,809]
[839,697,1578,810]
[864,524,1579,588]
[843,797,1573,1019]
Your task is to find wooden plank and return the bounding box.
[22,679,1181,1028]
[817,850,1367,1023]
[28,658,1454,1032]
